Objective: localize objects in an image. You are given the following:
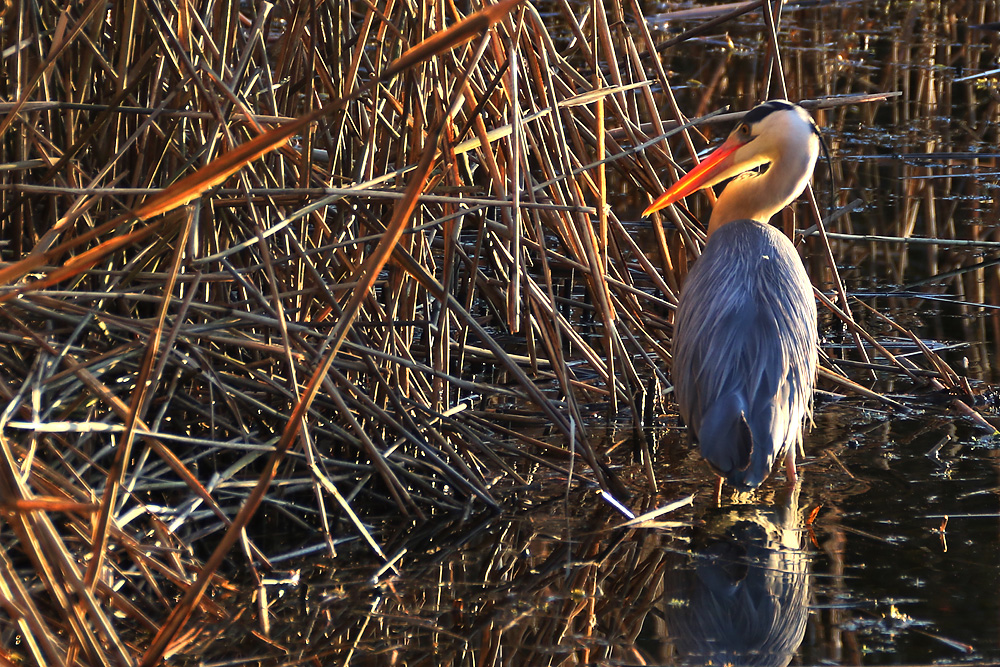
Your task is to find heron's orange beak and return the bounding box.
[642,134,746,217]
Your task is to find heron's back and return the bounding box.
[673,220,817,490]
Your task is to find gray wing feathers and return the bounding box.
[673,221,817,489]
[697,393,753,474]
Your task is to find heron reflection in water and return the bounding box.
[644,100,820,492]
[652,488,810,666]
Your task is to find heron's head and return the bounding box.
[642,100,820,217]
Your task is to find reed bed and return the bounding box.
[1,0,998,663]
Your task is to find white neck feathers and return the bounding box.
[707,106,819,237]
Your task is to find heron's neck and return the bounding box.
[707,150,814,237]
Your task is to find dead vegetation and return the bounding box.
[1,0,999,663]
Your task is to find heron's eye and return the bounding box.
[737,124,750,138]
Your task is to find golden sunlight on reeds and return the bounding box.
[1,0,999,663]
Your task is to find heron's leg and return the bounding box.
[784,447,798,486]
[778,470,801,511]
[713,477,723,506]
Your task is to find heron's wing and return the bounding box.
[697,392,753,473]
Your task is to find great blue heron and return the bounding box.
[644,100,820,491]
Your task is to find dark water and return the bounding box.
[254,2,1000,665]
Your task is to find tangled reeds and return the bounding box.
[1,0,998,662]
